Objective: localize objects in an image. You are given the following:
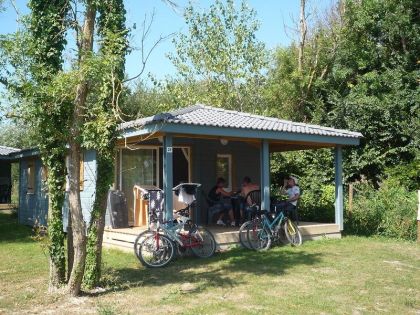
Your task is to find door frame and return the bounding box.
[118,144,192,190]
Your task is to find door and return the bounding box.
[120,148,158,224]
[158,147,191,188]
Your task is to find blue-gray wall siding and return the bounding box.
[62,150,97,231]
[116,137,261,224]
[18,158,48,225]
[186,138,260,222]
[18,150,97,230]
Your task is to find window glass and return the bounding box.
[121,148,157,222]
[27,161,35,194]
[216,154,232,190]
[64,154,84,191]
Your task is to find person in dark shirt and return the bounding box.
[208,177,235,226]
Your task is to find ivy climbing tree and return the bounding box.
[28,0,71,291]
[82,0,128,289]
[0,0,128,296]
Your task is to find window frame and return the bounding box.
[27,160,36,194]
[65,153,85,192]
[216,154,233,191]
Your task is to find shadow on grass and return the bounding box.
[0,212,323,296]
[96,246,322,296]
[0,212,35,243]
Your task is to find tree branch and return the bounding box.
[124,11,174,83]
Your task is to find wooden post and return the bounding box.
[417,190,420,243]
[260,140,270,211]
[163,134,173,221]
[334,146,343,230]
[348,183,354,214]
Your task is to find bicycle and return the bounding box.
[135,208,216,268]
[245,209,302,250]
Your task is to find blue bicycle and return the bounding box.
[247,209,302,250]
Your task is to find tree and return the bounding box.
[266,0,419,186]
[82,0,128,289]
[168,0,267,112]
[0,0,128,296]
[298,0,307,73]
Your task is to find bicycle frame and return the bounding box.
[159,213,204,248]
[261,211,286,234]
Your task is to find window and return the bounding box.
[27,161,36,194]
[65,153,85,191]
[41,166,48,192]
[216,154,232,190]
[79,153,84,191]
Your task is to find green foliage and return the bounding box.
[168,0,267,112]
[299,184,335,223]
[345,178,417,240]
[0,121,37,148]
[0,0,74,286]
[83,0,128,289]
[83,154,115,288]
[385,159,420,192]
[1,0,129,291]
[271,150,336,222]
[119,81,174,119]
[266,0,419,191]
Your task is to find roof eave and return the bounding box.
[120,122,361,146]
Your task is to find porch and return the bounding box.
[103,222,341,252]
[108,104,362,246]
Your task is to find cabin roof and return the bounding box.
[0,145,20,156]
[119,104,363,139]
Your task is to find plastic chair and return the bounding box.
[243,190,261,220]
[202,190,222,225]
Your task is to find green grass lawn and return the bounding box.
[0,211,419,315]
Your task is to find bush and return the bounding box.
[345,179,417,240]
[299,184,335,223]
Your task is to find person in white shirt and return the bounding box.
[275,176,300,221]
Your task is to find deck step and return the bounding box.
[103,222,341,252]
[0,204,15,210]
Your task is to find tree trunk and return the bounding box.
[47,194,66,291]
[45,155,67,292]
[66,139,86,296]
[67,214,74,282]
[298,0,307,73]
[83,155,114,288]
[66,2,96,296]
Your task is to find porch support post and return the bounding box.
[334,145,344,230]
[260,139,270,211]
[163,134,173,221]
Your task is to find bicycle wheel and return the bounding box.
[190,226,216,258]
[248,220,271,251]
[239,221,253,249]
[277,222,290,245]
[138,233,175,268]
[134,229,155,260]
[284,219,302,246]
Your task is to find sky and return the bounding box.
[0,0,334,82]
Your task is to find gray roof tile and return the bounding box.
[0,145,20,156]
[119,104,363,139]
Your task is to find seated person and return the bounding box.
[239,176,260,220]
[240,176,260,205]
[274,176,300,221]
[208,177,235,226]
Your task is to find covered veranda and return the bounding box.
[106,105,362,249]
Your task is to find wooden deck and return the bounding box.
[103,222,341,252]
[0,204,15,211]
